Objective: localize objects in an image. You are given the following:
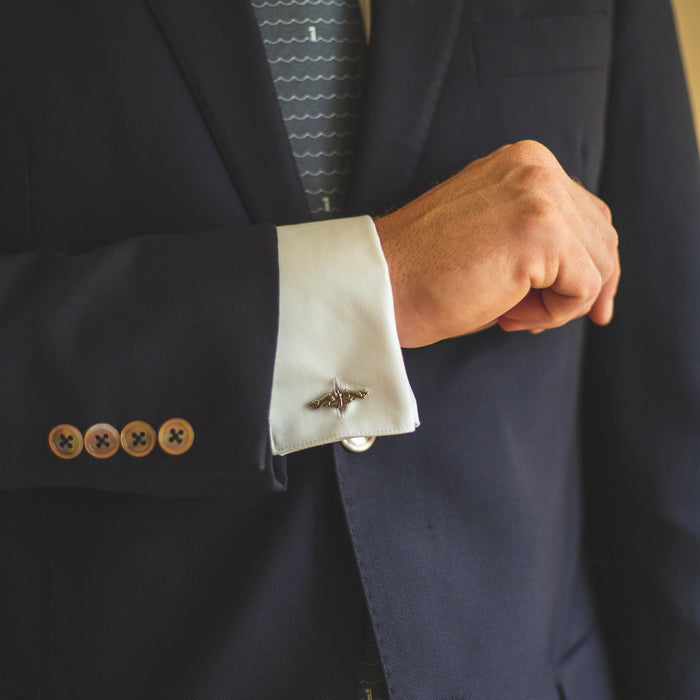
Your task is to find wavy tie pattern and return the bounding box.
[252,0,367,218]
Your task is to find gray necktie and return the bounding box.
[252,0,367,219]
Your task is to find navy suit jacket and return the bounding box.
[1,0,699,698]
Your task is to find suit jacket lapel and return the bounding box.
[345,0,465,215]
[145,0,310,225]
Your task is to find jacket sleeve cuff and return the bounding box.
[269,215,419,456]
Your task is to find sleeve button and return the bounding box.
[158,418,195,455]
[121,421,156,457]
[84,423,120,459]
[48,424,84,459]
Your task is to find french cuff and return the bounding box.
[270,215,419,456]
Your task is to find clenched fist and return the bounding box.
[374,140,620,348]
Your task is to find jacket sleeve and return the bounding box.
[0,217,285,497]
[582,0,700,696]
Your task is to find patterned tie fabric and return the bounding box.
[251,0,367,219]
[357,615,389,700]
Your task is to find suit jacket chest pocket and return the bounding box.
[473,12,613,189]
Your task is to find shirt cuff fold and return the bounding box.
[270,215,419,456]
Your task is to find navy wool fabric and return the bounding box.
[0,1,698,699]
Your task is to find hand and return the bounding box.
[374,140,620,348]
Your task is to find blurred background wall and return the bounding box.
[671,0,700,148]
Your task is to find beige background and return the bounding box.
[671,0,700,146]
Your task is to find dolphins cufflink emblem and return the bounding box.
[308,379,368,416]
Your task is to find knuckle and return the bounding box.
[597,199,613,224]
[509,139,554,165]
[581,267,604,308]
[521,193,563,235]
[599,252,616,282]
[597,222,619,265]
[541,291,575,327]
[517,165,556,201]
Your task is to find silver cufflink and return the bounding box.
[309,379,368,416]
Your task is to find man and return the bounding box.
[0,1,698,698]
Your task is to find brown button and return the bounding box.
[84,423,120,459]
[341,436,376,453]
[48,424,84,459]
[158,418,194,455]
[120,421,156,458]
